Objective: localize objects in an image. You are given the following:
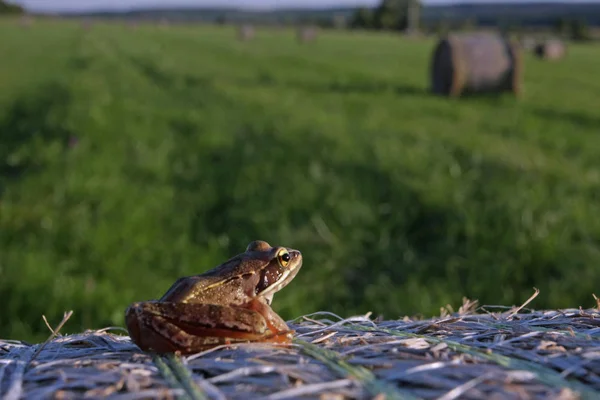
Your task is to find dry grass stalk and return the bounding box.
[29,311,73,364]
[430,32,523,97]
[1,304,599,399]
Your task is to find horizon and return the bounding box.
[12,0,600,13]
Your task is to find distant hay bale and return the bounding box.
[237,24,255,41]
[158,18,170,29]
[297,26,318,43]
[19,15,33,28]
[430,33,522,98]
[520,36,537,51]
[332,14,348,29]
[81,19,93,31]
[534,39,567,60]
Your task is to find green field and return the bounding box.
[1,18,600,342]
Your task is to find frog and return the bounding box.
[125,240,303,354]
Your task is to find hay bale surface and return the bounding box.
[430,33,522,97]
[535,39,567,60]
[1,304,599,399]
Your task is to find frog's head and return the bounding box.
[245,240,303,305]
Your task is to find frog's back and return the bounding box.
[158,254,267,305]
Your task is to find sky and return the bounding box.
[12,0,600,13]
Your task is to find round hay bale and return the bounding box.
[158,18,170,29]
[430,33,522,97]
[19,15,33,28]
[81,19,93,31]
[297,26,318,43]
[332,14,348,29]
[534,39,566,60]
[237,24,255,41]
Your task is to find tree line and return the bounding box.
[0,1,24,14]
[350,0,420,31]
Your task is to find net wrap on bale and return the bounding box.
[430,33,523,97]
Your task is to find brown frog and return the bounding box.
[125,240,302,354]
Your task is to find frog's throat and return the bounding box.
[259,261,302,300]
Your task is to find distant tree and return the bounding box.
[296,15,331,29]
[349,7,374,29]
[569,19,591,41]
[350,0,421,32]
[318,18,334,29]
[554,17,569,36]
[308,17,332,29]
[497,18,512,35]
[373,0,411,31]
[501,21,522,36]
[432,19,450,36]
[460,17,478,32]
[0,0,24,14]
[332,13,348,29]
[215,15,226,25]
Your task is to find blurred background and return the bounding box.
[1,0,599,343]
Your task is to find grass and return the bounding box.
[0,18,599,342]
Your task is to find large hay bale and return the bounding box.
[3,306,600,399]
[297,26,318,43]
[237,24,255,41]
[430,33,522,97]
[534,39,567,60]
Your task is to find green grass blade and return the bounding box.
[294,338,423,400]
[165,354,207,400]
[152,354,191,400]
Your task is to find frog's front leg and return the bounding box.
[239,298,295,342]
[125,301,291,354]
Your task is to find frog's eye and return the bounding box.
[277,249,291,268]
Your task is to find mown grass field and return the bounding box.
[1,18,600,343]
